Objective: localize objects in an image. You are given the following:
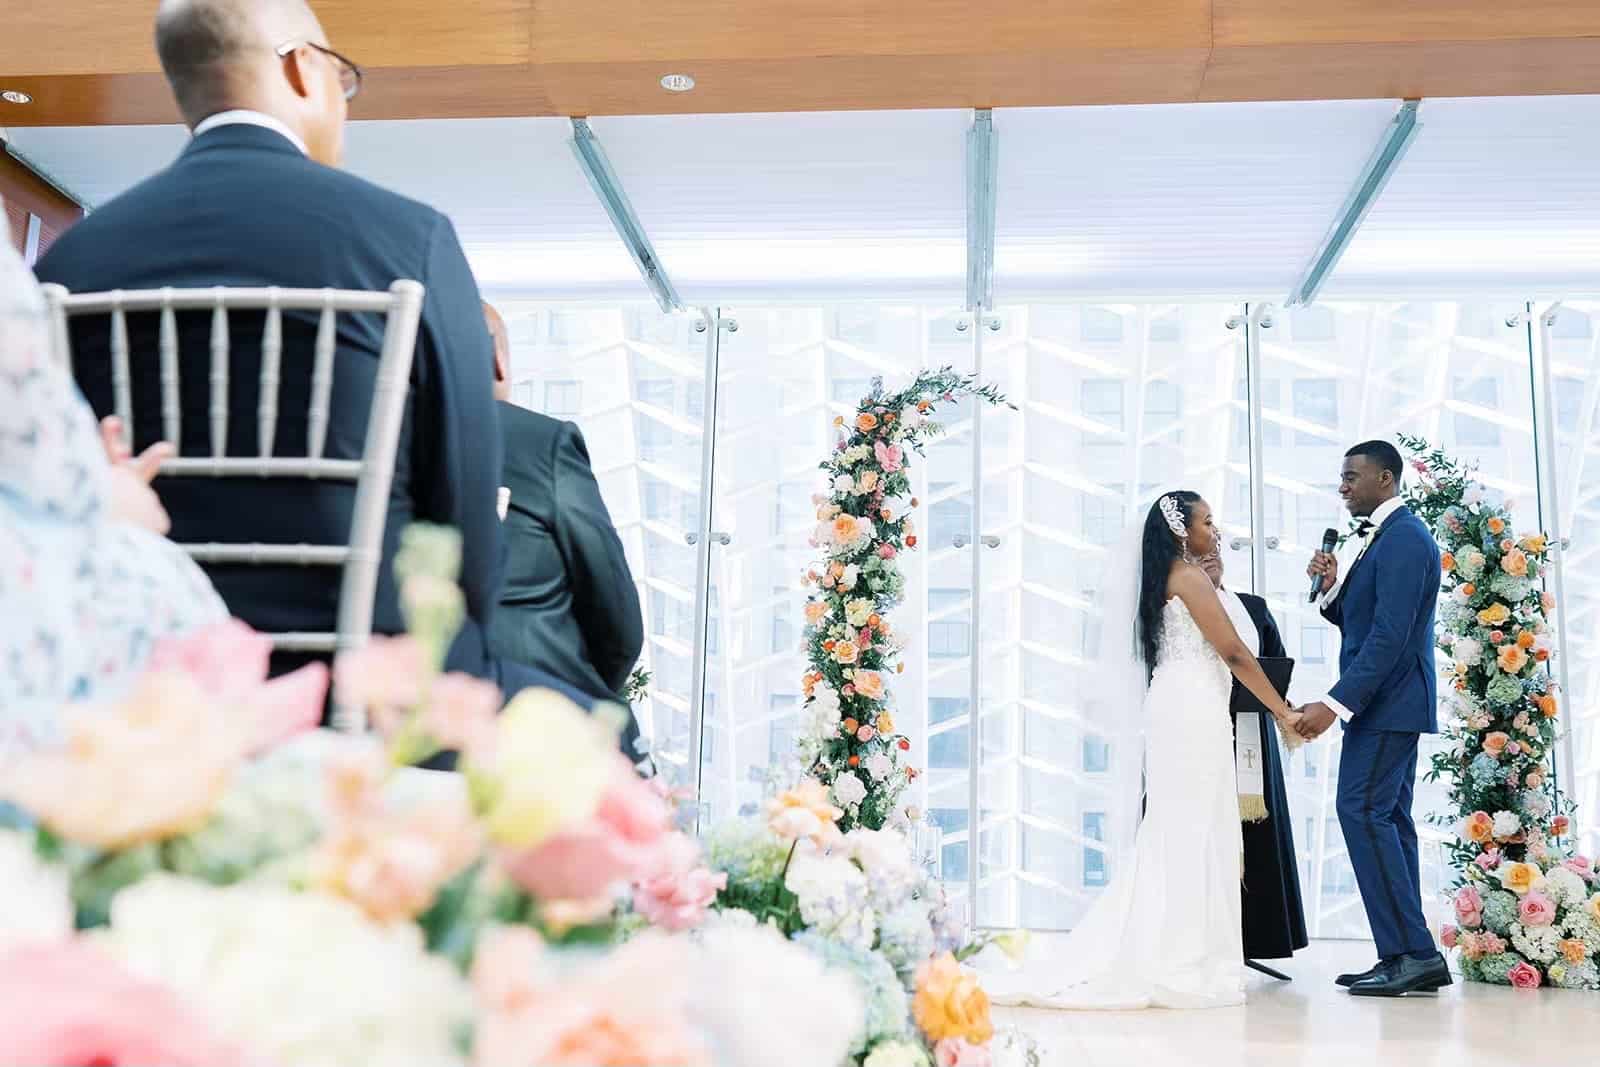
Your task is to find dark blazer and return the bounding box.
[34,123,573,705]
[1236,592,1287,662]
[1320,504,1440,734]
[489,402,643,702]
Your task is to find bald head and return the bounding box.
[155,0,347,164]
[484,302,511,402]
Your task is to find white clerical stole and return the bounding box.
[1219,587,1268,823]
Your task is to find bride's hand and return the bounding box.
[1275,708,1307,751]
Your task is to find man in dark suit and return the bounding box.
[1300,439,1448,996]
[483,304,648,762]
[35,0,589,711]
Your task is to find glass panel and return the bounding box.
[702,307,976,916]
[495,303,707,792]
[1545,301,1600,857]
[976,304,1251,930]
[1258,301,1537,939]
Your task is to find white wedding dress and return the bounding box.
[988,597,1245,1010]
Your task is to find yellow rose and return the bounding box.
[1498,862,1545,897]
[1477,603,1512,627]
[1520,535,1548,555]
[845,598,874,628]
[834,641,860,665]
[913,953,994,1045]
[477,688,617,848]
[1588,893,1600,926]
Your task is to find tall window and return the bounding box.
[1143,380,1183,439]
[928,589,971,659]
[1292,378,1339,445]
[928,482,972,548]
[1081,379,1124,444]
[1082,811,1108,887]
[544,379,581,417]
[1453,375,1502,446]
[1082,736,1110,773]
[1081,308,1124,343]
[1081,486,1126,546]
[770,586,795,654]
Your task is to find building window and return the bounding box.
[1302,625,1328,665]
[706,586,720,657]
[928,588,970,659]
[1083,811,1109,887]
[1081,308,1124,343]
[1236,378,1284,448]
[1081,487,1125,547]
[1148,312,1182,343]
[768,696,798,763]
[771,587,795,653]
[928,482,971,548]
[831,377,873,405]
[1296,488,1341,552]
[1143,381,1183,439]
[1290,305,1337,342]
[929,697,970,725]
[1292,378,1339,445]
[1082,736,1110,773]
[928,725,969,769]
[772,481,810,536]
[1551,310,1593,340]
[1452,376,1502,447]
[636,378,675,409]
[1556,377,1584,432]
[1081,379,1124,444]
[543,379,581,417]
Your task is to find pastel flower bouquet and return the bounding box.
[801,368,1012,832]
[0,524,867,1066]
[703,778,1037,1067]
[1399,437,1599,990]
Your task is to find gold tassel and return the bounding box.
[1239,793,1269,823]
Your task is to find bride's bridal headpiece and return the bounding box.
[1159,494,1187,539]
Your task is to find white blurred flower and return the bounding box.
[784,848,875,948]
[840,565,861,592]
[1463,486,1485,507]
[866,1040,931,1067]
[833,474,857,494]
[882,496,913,523]
[689,922,862,1067]
[805,688,844,739]
[832,771,868,808]
[865,753,895,781]
[93,875,471,1067]
[1493,811,1523,839]
[1453,638,1483,667]
[1521,790,1552,820]
[846,598,874,627]
[0,830,71,951]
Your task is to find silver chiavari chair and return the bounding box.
[39,281,426,733]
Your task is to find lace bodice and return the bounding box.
[1156,597,1228,675]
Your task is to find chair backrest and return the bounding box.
[38,282,427,733]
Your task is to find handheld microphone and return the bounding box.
[1308,527,1339,602]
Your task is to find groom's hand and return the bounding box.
[1307,551,1339,588]
[1295,701,1338,740]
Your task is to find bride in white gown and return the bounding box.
[988,491,1302,1010]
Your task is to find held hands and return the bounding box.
[1273,706,1307,751]
[1293,701,1338,742]
[100,416,174,535]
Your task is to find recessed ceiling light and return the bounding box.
[659,74,695,93]
[1,90,32,105]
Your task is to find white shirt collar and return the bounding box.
[192,110,308,156]
[1363,496,1405,532]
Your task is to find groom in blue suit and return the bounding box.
[1297,440,1449,997]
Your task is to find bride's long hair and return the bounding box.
[1136,490,1201,673]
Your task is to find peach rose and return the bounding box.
[1454,885,1485,927]
[805,602,829,625]
[1477,603,1512,627]
[1542,591,1557,613]
[1487,516,1506,535]
[765,779,843,845]
[913,954,994,1045]
[935,1038,993,1067]
[1482,732,1511,758]
[1441,552,1456,572]
[877,713,895,734]
[1462,812,1495,845]
[831,515,863,545]
[1501,549,1529,577]
[1516,630,1536,649]
[854,670,886,700]
[1498,645,1529,673]
[1560,939,1589,965]
[858,470,880,494]
[834,641,860,665]
[856,413,879,433]
[1587,893,1600,925]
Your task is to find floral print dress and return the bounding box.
[0,220,225,759]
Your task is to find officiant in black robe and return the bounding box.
[1203,553,1310,963]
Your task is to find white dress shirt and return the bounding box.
[192,110,309,156]
[1319,495,1405,722]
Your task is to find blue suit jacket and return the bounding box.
[35,124,511,688]
[1321,504,1440,734]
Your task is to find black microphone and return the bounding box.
[1308,527,1339,602]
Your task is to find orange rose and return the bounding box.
[1477,603,1511,627]
[805,602,828,626]
[832,515,863,545]
[1535,649,1550,662]
[1463,811,1495,844]
[834,641,860,665]
[1537,695,1559,719]
[856,413,879,433]
[1498,645,1529,673]
[913,953,994,1045]
[1501,549,1529,577]
[1561,939,1589,965]
[854,670,886,700]
[1483,732,1510,757]
[905,535,918,548]
[1520,535,1547,555]
[1463,583,1477,597]
[1441,553,1457,573]
[867,613,882,628]
[1499,861,1543,896]
[842,718,859,735]
[1488,517,1506,535]
[848,755,861,767]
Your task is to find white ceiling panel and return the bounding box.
[991,100,1400,301]
[589,110,969,304]
[1325,95,1600,299]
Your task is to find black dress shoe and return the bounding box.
[1349,953,1453,997]
[1336,960,1387,988]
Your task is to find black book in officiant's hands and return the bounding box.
[1229,656,1295,717]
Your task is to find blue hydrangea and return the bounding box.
[875,900,936,978]
[1470,753,1509,787]
[1482,890,1520,936]
[1487,672,1525,707]
[1488,573,1532,602]
[793,932,909,1055]
[1476,952,1521,985]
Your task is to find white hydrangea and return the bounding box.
[1453,638,1483,668]
[864,752,895,781]
[833,474,857,494]
[1511,922,1564,965]
[784,849,875,949]
[1544,867,1591,910]
[1520,790,1552,820]
[1492,811,1522,839]
[805,686,844,739]
[865,1039,931,1067]
[93,875,472,1067]
[1561,910,1600,955]
[832,770,868,808]
[0,830,71,951]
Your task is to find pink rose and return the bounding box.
[935,1037,993,1067]
[1475,848,1503,872]
[874,440,905,473]
[422,672,500,758]
[879,543,898,559]
[857,725,877,742]
[1565,857,1595,882]
[0,942,248,1066]
[1454,885,1485,928]
[632,832,727,932]
[1518,891,1557,927]
[1441,924,1458,949]
[1480,932,1507,955]
[500,756,673,899]
[1507,961,1543,989]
